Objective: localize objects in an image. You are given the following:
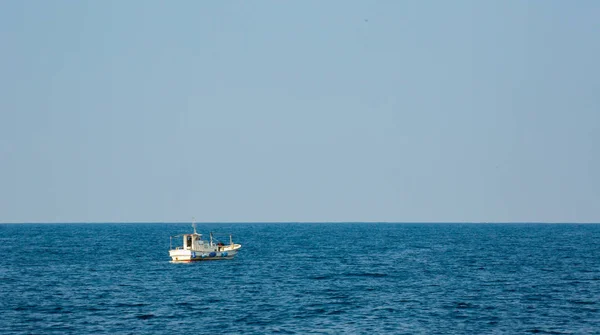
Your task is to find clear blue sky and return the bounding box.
[1,1,599,223]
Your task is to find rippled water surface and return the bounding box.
[1,223,599,334]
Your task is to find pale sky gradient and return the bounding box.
[1,1,599,223]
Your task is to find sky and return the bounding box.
[1,1,599,223]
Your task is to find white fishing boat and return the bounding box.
[169,221,241,262]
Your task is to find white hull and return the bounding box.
[169,244,241,262]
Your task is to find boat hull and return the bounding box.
[169,245,241,262]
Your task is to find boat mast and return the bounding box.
[192,217,197,235]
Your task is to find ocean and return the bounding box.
[1,223,599,334]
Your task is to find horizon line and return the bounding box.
[1,221,599,224]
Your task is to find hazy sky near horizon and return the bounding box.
[1,1,599,223]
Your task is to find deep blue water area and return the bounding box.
[1,223,599,334]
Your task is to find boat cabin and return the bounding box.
[170,232,233,252]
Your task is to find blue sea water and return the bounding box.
[1,223,599,334]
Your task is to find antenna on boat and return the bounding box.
[192,217,197,235]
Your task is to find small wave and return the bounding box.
[345,273,388,278]
[85,306,105,312]
[374,307,396,313]
[48,306,72,314]
[568,300,595,305]
[136,314,155,320]
[526,329,566,334]
[455,302,476,309]
[270,327,295,334]
[116,303,148,308]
